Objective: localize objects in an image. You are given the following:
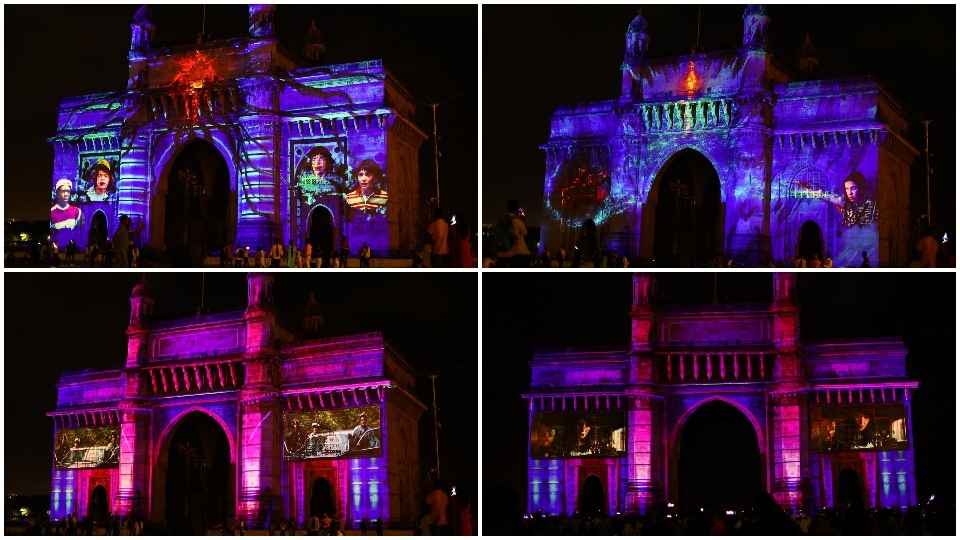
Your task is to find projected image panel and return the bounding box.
[531,412,626,459]
[293,143,350,205]
[79,156,119,203]
[54,427,119,470]
[811,404,908,453]
[284,406,382,460]
[345,159,388,215]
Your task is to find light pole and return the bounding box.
[918,112,951,229]
[423,94,462,209]
[425,365,460,481]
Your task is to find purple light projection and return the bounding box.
[525,273,919,516]
[49,5,424,263]
[538,7,917,267]
[48,274,425,529]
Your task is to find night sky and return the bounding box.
[4,4,477,226]
[3,271,478,501]
[482,271,957,517]
[481,4,955,238]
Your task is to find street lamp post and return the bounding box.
[424,365,460,482]
[918,112,951,229]
[423,95,462,209]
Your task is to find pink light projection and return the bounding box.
[525,273,919,516]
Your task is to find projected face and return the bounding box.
[854,413,870,432]
[57,186,72,206]
[530,412,626,458]
[284,406,382,459]
[54,427,120,469]
[94,169,111,194]
[843,180,859,203]
[357,169,375,195]
[311,153,329,176]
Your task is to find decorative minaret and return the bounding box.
[126,274,155,368]
[742,4,770,50]
[302,291,325,334]
[303,20,326,65]
[248,4,276,39]
[796,33,819,77]
[239,272,282,528]
[768,272,808,512]
[129,5,155,55]
[116,275,154,520]
[625,272,663,514]
[620,9,650,105]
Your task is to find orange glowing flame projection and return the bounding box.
[172,51,219,90]
[684,61,699,99]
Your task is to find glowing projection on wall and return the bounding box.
[78,156,120,203]
[531,412,626,458]
[54,427,120,470]
[344,159,388,215]
[811,404,908,453]
[545,163,616,228]
[293,143,350,205]
[283,405,382,460]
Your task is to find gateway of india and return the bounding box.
[539,5,918,267]
[49,5,426,265]
[49,274,426,532]
[525,273,918,516]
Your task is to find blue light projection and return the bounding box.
[539,7,916,267]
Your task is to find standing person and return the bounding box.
[494,199,529,268]
[65,239,78,265]
[452,213,474,268]
[427,207,450,267]
[303,241,313,268]
[51,179,83,249]
[286,239,298,268]
[860,250,870,267]
[339,235,350,268]
[425,479,450,536]
[254,246,266,268]
[112,215,132,268]
[270,238,284,268]
[359,243,372,268]
[824,253,834,268]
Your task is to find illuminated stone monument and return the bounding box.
[540,6,917,267]
[49,274,425,531]
[50,5,426,265]
[525,273,918,515]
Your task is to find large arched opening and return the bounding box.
[578,474,606,517]
[674,400,763,513]
[161,140,233,266]
[647,149,722,266]
[155,411,234,534]
[796,220,824,264]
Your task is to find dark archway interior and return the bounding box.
[165,140,231,266]
[88,484,109,526]
[87,210,108,251]
[164,412,232,534]
[579,474,605,517]
[310,478,335,520]
[308,207,334,259]
[654,150,721,267]
[836,467,864,509]
[797,220,824,262]
[678,400,761,512]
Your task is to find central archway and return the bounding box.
[675,400,762,512]
[158,411,234,534]
[649,149,722,266]
[579,474,606,517]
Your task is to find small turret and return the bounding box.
[301,292,325,334]
[303,20,326,65]
[796,33,819,77]
[246,272,275,311]
[129,274,154,325]
[249,4,276,39]
[742,4,770,50]
[130,5,155,53]
[624,9,650,65]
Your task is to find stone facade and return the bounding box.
[48,274,425,531]
[525,273,918,515]
[50,5,425,264]
[539,6,917,267]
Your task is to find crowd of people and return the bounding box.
[486,490,953,536]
